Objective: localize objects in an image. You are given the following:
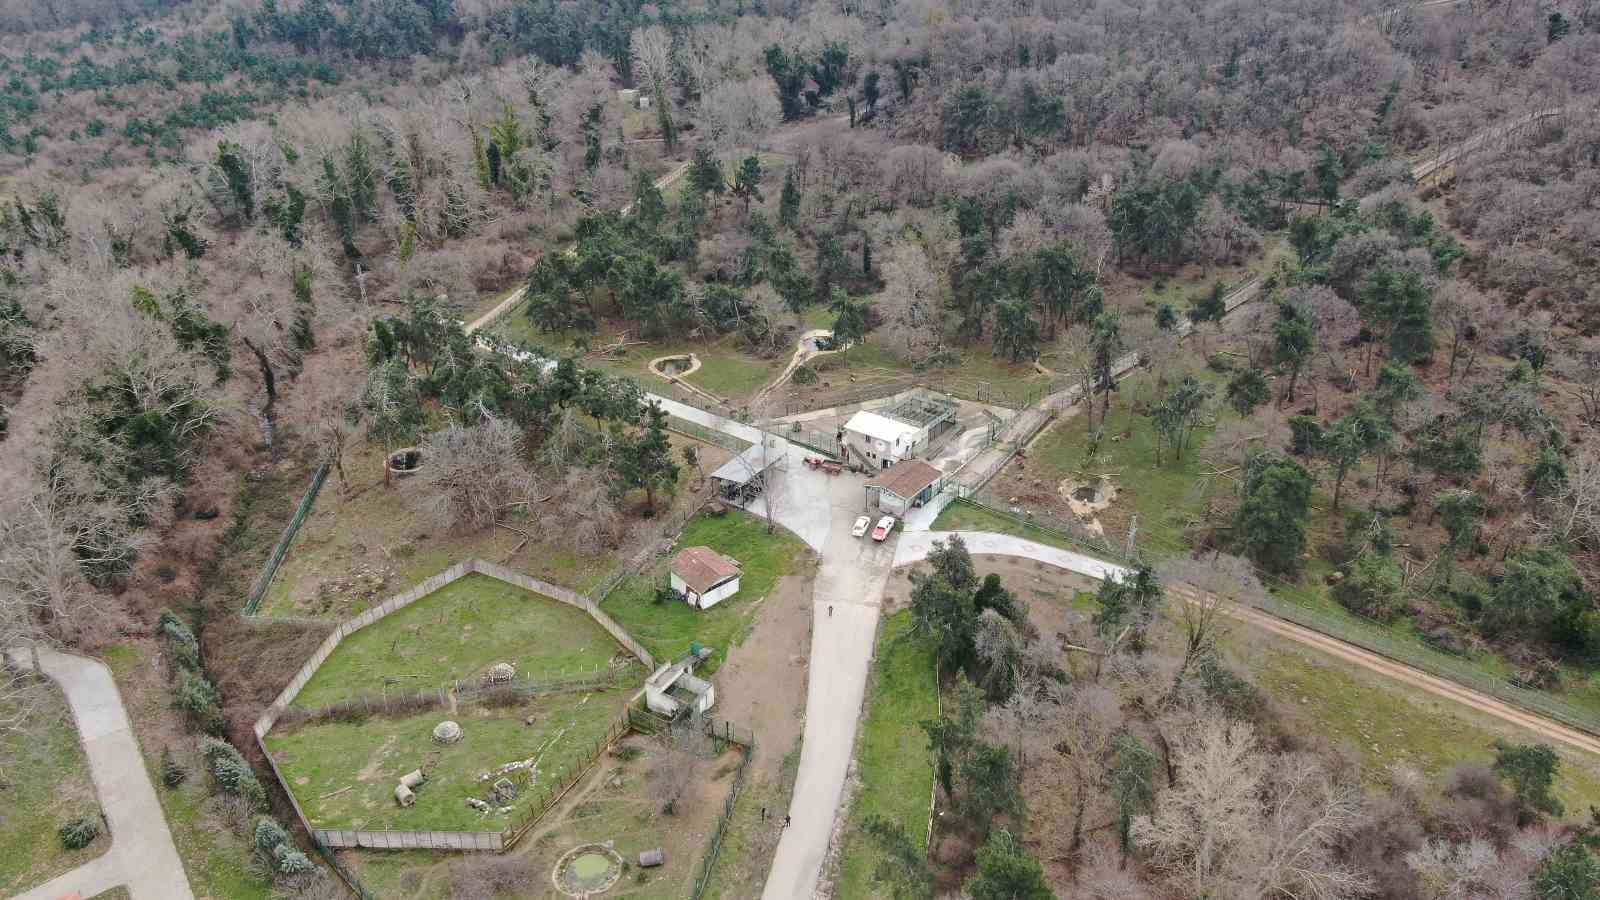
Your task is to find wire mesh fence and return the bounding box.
[242,462,330,616]
[275,663,642,728]
[688,718,757,900]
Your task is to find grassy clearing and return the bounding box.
[1127,233,1291,312]
[100,641,271,900]
[487,306,787,406]
[266,684,633,832]
[341,730,743,898]
[932,499,1093,554]
[1247,641,1600,812]
[257,440,618,619]
[601,510,812,675]
[1013,356,1227,551]
[0,679,105,894]
[293,573,627,708]
[833,610,939,900]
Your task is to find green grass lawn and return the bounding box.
[1249,641,1600,813]
[932,498,1113,557]
[834,610,939,900]
[266,685,633,832]
[489,310,786,405]
[0,680,106,894]
[293,573,628,708]
[600,510,811,675]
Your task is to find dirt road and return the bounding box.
[894,531,1600,757]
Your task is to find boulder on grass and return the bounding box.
[481,663,516,685]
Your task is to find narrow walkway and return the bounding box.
[893,532,1600,758]
[6,648,194,900]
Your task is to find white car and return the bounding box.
[871,516,897,541]
[851,515,872,538]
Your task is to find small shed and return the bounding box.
[645,658,716,717]
[670,546,742,610]
[865,460,944,516]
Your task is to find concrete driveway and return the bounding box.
[6,647,194,900]
[741,454,898,900]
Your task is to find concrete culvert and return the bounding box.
[395,784,415,807]
[432,720,463,744]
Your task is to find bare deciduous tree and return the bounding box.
[415,415,537,532]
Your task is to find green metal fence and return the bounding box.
[313,839,375,899]
[242,462,330,616]
[689,719,756,900]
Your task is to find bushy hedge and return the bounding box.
[200,736,267,810]
[254,815,315,877]
[58,816,100,849]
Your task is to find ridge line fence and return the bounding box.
[274,663,643,728]
[241,462,330,616]
[946,495,1600,737]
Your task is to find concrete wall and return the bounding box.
[253,558,655,854]
[699,577,740,609]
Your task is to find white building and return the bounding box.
[644,659,715,718]
[842,410,928,469]
[865,460,944,517]
[670,546,742,610]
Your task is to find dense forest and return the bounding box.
[0,0,1598,895]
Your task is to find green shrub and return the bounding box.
[791,364,819,384]
[254,816,289,853]
[160,745,186,787]
[158,608,201,670]
[58,816,100,849]
[173,667,223,733]
[273,843,317,875]
[200,735,244,768]
[1333,553,1409,623]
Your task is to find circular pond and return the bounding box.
[553,843,623,896]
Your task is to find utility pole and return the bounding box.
[1125,513,1138,561]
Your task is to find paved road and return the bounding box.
[747,457,897,900]
[892,533,1600,758]
[6,648,194,900]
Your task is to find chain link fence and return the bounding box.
[689,718,757,900]
[242,462,329,616]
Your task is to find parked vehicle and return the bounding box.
[851,515,871,538]
[871,516,896,541]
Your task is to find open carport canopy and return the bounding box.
[710,439,788,487]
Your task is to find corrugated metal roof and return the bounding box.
[844,410,922,447]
